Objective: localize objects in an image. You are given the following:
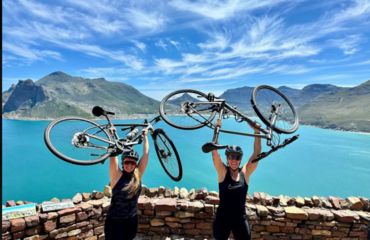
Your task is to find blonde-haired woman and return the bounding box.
[104,129,149,240]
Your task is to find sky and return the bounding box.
[3,0,370,100]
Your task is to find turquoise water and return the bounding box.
[2,118,370,204]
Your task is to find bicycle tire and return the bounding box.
[159,89,216,130]
[44,117,113,165]
[152,128,183,181]
[251,85,299,134]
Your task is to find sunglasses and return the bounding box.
[123,161,137,166]
[228,155,241,161]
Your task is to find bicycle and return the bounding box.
[44,106,182,181]
[159,85,300,162]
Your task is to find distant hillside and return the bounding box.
[219,81,370,132]
[2,71,159,119]
[298,80,370,132]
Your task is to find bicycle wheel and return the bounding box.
[251,85,299,134]
[44,117,113,165]
[152,128,182,181]
[160,89,216,130]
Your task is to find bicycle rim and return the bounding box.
[251,85,299,134]
[153,129,182,181]
[44,117,112,165]
[159,89,216,130]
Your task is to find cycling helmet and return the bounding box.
[121,149,139,162]
[225,145,243,157]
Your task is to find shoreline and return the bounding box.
[3,116,370,135]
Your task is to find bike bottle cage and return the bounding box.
[202,142,228,153]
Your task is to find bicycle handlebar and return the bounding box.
[251,134,299,163]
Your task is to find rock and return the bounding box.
[195,189,208,200]
[253,192,261,204]
[16,200,24,205]
[76,212,88,221]
[179,188,188,199]
[72,193,82,204]
[164,188,172,198]
[150,219,165,227]
[2,220,10,232]
[316,209,334,221]
[82,193,91,201]
[47,212,58,220]
[172,187,179,197]
[188,189,196,200]
[196,222,212,230]
[138,196,152,210]
[347,197,364,210]
[166,222,182,228]
[312,230,331,236]
[92,191,104,200]
[141,185,148,196]
[103,186,112,198]
[57,207,79,216]
[279,195,289,207]
[102,202,110,213]
[284,206,308,220]
[205,195,219,205]
[94,226,104,235]
[272,197,280,206]
[204,204,214,214]
[295,197,305,207]
[175,211,194,218]
[359,197,369,210]
[59,214,76,224]
[79,202,93,211]
[266,206,285,217]
[24,215,39,227]
[208,191,219,197]
[155,198,177,211]
[302,208,321,220]
[158,186,166,196]
[329,196,342,210]
[256,205,269,217]
[320,197,333,208]
[188,201,204,212]
[312,196,320,207]
[50,197,60,203]
[332,209,360,223]
[68,229,81,237]
[304,197,313,207]
[147,188,158,197]
[10,218,26,232]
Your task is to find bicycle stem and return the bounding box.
[212,107,225,144]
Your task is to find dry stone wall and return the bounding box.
[2,186,370,240]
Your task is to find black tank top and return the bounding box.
[218,166,248,217]
[107,171,142,219]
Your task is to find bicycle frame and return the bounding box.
[82,115,162,151]
[190,97,280,146]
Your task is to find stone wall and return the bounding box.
[2,187,370,240]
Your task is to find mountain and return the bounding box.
[219,81,370,132]
[2,71,159,119]
[298,80,370,132]
[168,93,200,106]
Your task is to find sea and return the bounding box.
[2,118,370,204]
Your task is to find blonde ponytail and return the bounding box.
[123,168,141,198]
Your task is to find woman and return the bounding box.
[104,129,149,240]
[211,120,261,240]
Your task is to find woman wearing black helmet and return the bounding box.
[104,128,149,240]
[211,120,261,240]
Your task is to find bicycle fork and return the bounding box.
[266,103,281,146]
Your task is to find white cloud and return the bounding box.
[329,35,362,55]
[132,40,146,52]
[126,8,167,31]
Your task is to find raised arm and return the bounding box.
[212,119,226,182]
[109,156,122,188]
[108,127,122,188]
[242,122,261,184]
[138,129,149,175]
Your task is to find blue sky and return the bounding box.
[3,0,370,100]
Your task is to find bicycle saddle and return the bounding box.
[202,142,228,153]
